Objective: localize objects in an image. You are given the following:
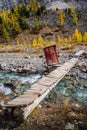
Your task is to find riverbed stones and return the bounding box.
[0,53,44,73]
[4,82,15,91]
[64,122,74,130]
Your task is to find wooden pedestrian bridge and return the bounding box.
[3,57,79,119]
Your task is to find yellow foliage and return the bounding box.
[64,38,68,43]
[37,2,41,8]
[28,43,31,48]
[72,28,83,43]
[68,36,72,43]
[83,32,87,43]
[53,6,57,11]
[67,43,72,49]
[6,44,11,49]
[58,9,65,25]
[32,38,37,47]
[23,41,27,46]
[77,32,82,43]
[72,28,79,42]
[57,35,63,47]
[30,0,37,13]
[57,35,61,43]
[70,8,77,25]
[37,35,43,48]
[16,40,20,45]
[0,10,9,25]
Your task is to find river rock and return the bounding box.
[64,122,74,130]
[83,84,87,88]
[69,112,76,117]
[4,82,15,90]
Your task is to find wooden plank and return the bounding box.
[3,57,79,118]
[24,89,45,95]
[23,58,78,118]
[37,77,57,86]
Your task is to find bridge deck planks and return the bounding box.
[3,58,78,118]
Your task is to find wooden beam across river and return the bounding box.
[3,58,78,119]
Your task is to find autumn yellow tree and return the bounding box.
[57,35,62,47]
[70,8,78,25]
[28,43,31,48]
[68,36,72,43]
[32,38,37,47]
[1,10,9,25]
[37,35,43,48]
[72,28,79,42]
[2,26,10,41]
[30,0,37,14]
[16,40,20,45]
[83,32,87,43]
[77,32,82,43]
[58,9,65,25]
[57,35,61,43]
[63,37,68,43]
[12,5,19,17]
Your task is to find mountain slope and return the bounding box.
[0,0,28,11]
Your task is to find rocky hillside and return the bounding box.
[0,0,87,11]
[0,0,43,11]
[0,0,29,11]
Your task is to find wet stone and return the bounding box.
[4,82,15,91]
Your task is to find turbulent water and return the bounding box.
[0,70,87,105]
[0,71,41,98]
[53,76,87,105]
